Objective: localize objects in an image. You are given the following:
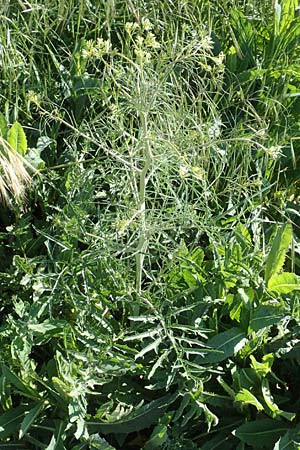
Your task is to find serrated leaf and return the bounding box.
[28,320,68,335]
[233,419,288,447]
[265,224,292,284]
[87,394,174,434]
[268,272,300,294]
[19,401,44,438]
[135,336,162,360]
[7,121,27,155]
[196,328,247,364]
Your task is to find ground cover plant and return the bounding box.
[0,0,300,448]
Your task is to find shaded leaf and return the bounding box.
[0,405,29,439]
[1,364,39,399]
[0,113,8,139]
[233,419,288,447]
[250,306,284,332]
[19,401,44,438]
[25,148,45,169]
[196,328,247,364]
[143,424,168,450]
[88,394,173,434]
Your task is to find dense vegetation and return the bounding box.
[0,0,300,448]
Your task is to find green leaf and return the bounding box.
[0,113,8,139]
[268,272,300,294]
[19,401,44,438]
[25,147,45,169]
[0,405,29,439]
[261,378,280,416]
[249,306,284,332]
[233,419,288,447]
[1,364,39,399]
[235,388,264,411]
[280,0,297,34]
[88,434,116,449]
[28,320,68,335]
[265,224,292,284]
[274,430,300,449]
[7,121,27,156]
[143,424,168,450]
[250,354,274,378]
[88,394,173,434]
[196,328,247,364]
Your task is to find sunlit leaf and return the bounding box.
[268,272,300,294]
[265,224,292,284]
[7,121,27,156]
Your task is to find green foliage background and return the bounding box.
[0,0,300,448]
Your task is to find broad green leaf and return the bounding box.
[88,434,116,449]
[274,430,300,449]
[45,420,66,450]
[249,306,284,332]
[268,272,300,294]
[280,0,297,33]
[235,388,264,411]
[88,394,173,434]
[0,113,8,138]
[0,405,29,439]
[233,419,288,447]
[265,224,292,284]
[37,135,54,152]
[235,222,252,248]
[1,364,39,399]
[19,401,44,438]
[196,328,247,364]
[250,354,274,378]
[7,121,27,156]
[233,368,261,392]
[143,424,168,450]
[261,378,280,416]
[25,148,45,169]
[200,431,238,450]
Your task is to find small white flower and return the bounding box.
[125,22,138,34]
[200,35,214,51]
[141,18,153,31]
[265,145,282,160]
[179,166,189,178]
[144,32,160,49]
